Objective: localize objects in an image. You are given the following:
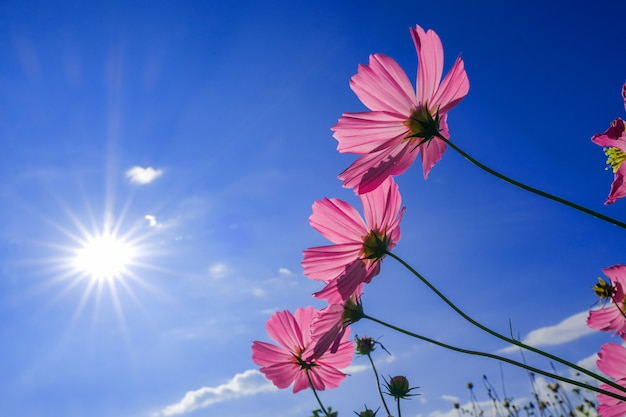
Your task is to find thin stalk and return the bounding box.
[306,369,331,417]
[366,352,393,417]
[439,136,626,230]
[385,250,626,397]
[362,314,626,403]
[396,397,402,417]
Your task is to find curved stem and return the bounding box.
[306,369,331,417]
[362,314,626,403]
[440,136,626,230]
[366,352,393,417]
[385,251,626,397]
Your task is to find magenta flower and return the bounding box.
[333,24,469,194]
[592,117,626,204]
[596,343,626,417]
[302,177,404,303]
[251,307,354,393]
[587,264,626,338]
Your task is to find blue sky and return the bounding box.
[2,1,626,416]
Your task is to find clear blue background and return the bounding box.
[1,1,626,416]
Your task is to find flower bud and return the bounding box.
[355,336,376,355]
[355,407,378,417]
[384,375,419,400]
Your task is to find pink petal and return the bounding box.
[598,343,626,379]
[420,114,450,179]
[309,198,367,243]
[339,142,418,194]
[260,362,300,390]
[592,118,626,150]
[317,337,354,370]
[333,111,409,154]
[251,341,291,367]
[314,260,370,303]
[603,265,626,298]
[411,24,444,105]
[606,163,626,205]
[431,55,470,114]
[360,177,402,231]
[350,53,416,115]
[587,307,626,336]
[265,309,305,353]
[302,244,362,282]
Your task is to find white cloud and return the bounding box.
[577,352,599,375]
[208,263,229,278]
[156,369,276,416]
[278,267,292,276]
[145,214,157,227]
[441,394,459,403]
[252,287,266,298]
[126,166,163,184]
[499,311,595,353]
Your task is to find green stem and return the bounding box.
[385,251,626,397]
[366,352,393,417]
[362,314,626,403]
[306,369,331,417]
[440,136,626,230]
[396,397,402,417]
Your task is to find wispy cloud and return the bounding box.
[126,166,163,184]
[499,311,595,354]
[155,369,276,416]
[208,263,229,278]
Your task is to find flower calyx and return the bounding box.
[361,230,390,261]
[404,104,443,151]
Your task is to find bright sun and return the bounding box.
[73,233,136,281]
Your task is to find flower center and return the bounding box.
[604,147,626,173]
[403,104,441,150]
[361,229,390,260]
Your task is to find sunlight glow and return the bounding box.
[73,232,136,281]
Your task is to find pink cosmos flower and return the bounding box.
[596,343,626,417]
[592,118,626,204]
[587,264,626,338]
[333,24,470,194]
[251,306,354,393]
[302,177,404,303]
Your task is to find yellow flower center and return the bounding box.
[604,147,626,173]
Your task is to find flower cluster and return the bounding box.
[252,23,469,397]
[251,20,626,417]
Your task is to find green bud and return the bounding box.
[384,375,419,400]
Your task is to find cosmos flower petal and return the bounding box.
[339,143,418,194]
[350,53,417,114]
[265,309,305,353]
[260,362,301,390]
[303,244,363,282]
[333,111,410,154]
[418,113,449,178]
[411,24,444,104]
[251,341,292,366]
[360,177,402,230]
[606,163,626,205]
[431,55,470,114]
[313,261,370,303]
[598,343,626,378]
[309,198,368,243]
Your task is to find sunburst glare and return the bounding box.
[73,231,136,282]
